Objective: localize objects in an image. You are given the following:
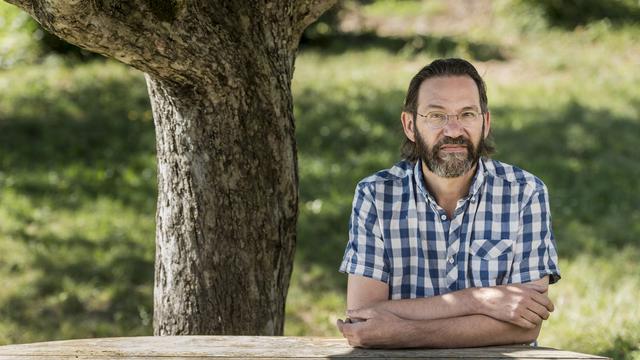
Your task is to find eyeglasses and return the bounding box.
[416,110,484,129]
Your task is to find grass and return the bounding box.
[543,254,640,359]
[1,0,639,358]
[361,0,447,18]
[0,59,155,344]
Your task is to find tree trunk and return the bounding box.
[5,0,337,335]
[147,55,298,334]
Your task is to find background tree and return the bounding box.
[2,0,336,335]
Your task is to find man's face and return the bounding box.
[411,76,489,178]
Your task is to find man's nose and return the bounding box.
[442,116,465,137]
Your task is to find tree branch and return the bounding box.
[292,0,338,40]
[4,0,198,83]
[3,0,337,86]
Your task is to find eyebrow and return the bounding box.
[424,104,480,111]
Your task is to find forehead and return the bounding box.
[417,75,480,109]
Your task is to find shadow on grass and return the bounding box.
[0,70,156,212]
[1,229,153,344]
[295,90,640,293]
[599,333,640,360]
[523,0,640,29]
[0,63,155,343]
[492,100,640,256]
[300,31,508,61]
[294,86,405,293]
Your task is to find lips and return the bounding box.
[440,145,467,152]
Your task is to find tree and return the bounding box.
[3,0,337,335]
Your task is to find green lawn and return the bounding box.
[1,1,639,358]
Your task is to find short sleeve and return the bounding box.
[508,185,561,284]
[339,183,390,283]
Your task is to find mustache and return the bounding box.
[435,136,471,147]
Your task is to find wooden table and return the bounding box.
[0,336,608,359]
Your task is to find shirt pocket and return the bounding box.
[468,239,514,287]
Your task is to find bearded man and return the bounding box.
[337,58,561,348]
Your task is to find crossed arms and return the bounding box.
[336,274,553,348]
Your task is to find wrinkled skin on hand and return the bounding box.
[336,307,414,349]
[474,283,554,328]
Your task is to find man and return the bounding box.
[336,58,561,349]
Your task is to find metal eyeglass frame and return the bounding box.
[416,110,486,129]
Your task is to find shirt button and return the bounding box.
[441,214,447,221]
[470,196,476,203]
[448,256,455,264]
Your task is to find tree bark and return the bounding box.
[4,0,337,335]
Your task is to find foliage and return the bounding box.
[1,0,639,359]
[518,0,640,29]
[0,3,40,68]
[0,2,97,69]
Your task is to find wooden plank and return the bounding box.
[0,336,609,359]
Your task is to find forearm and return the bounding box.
[373,288,479,321]
[371,278,551,325]
[402,314,541,348]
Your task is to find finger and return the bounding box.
[520,309,544,326]
[531,292,555,312]
[514,315,538,329]
[526,301,550,320]
[522,283,548,292]
[336,319,345,334]
[338,320,355,336]
[529,290,552,311]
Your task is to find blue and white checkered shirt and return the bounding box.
[339,158,561,299]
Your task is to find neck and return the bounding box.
[421,161,478,217]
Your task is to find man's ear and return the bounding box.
[401,111,416,142]
[483,111,491,139]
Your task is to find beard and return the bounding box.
[415,125,484,178]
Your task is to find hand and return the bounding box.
[473,283,554,329]
[336,307,412,348]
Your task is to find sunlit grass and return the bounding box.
[361,0,447,18]
[1,0,639,358]
[541,253,640,359]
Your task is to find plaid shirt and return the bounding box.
[339,158,561,299]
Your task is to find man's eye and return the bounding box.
[461,112,476,118]
[429,113,446,120]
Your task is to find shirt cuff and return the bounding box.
[339,259,390,284]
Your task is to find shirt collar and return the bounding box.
[468,158,487,200]
[414,158,487,203]
[414,159,431,201]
